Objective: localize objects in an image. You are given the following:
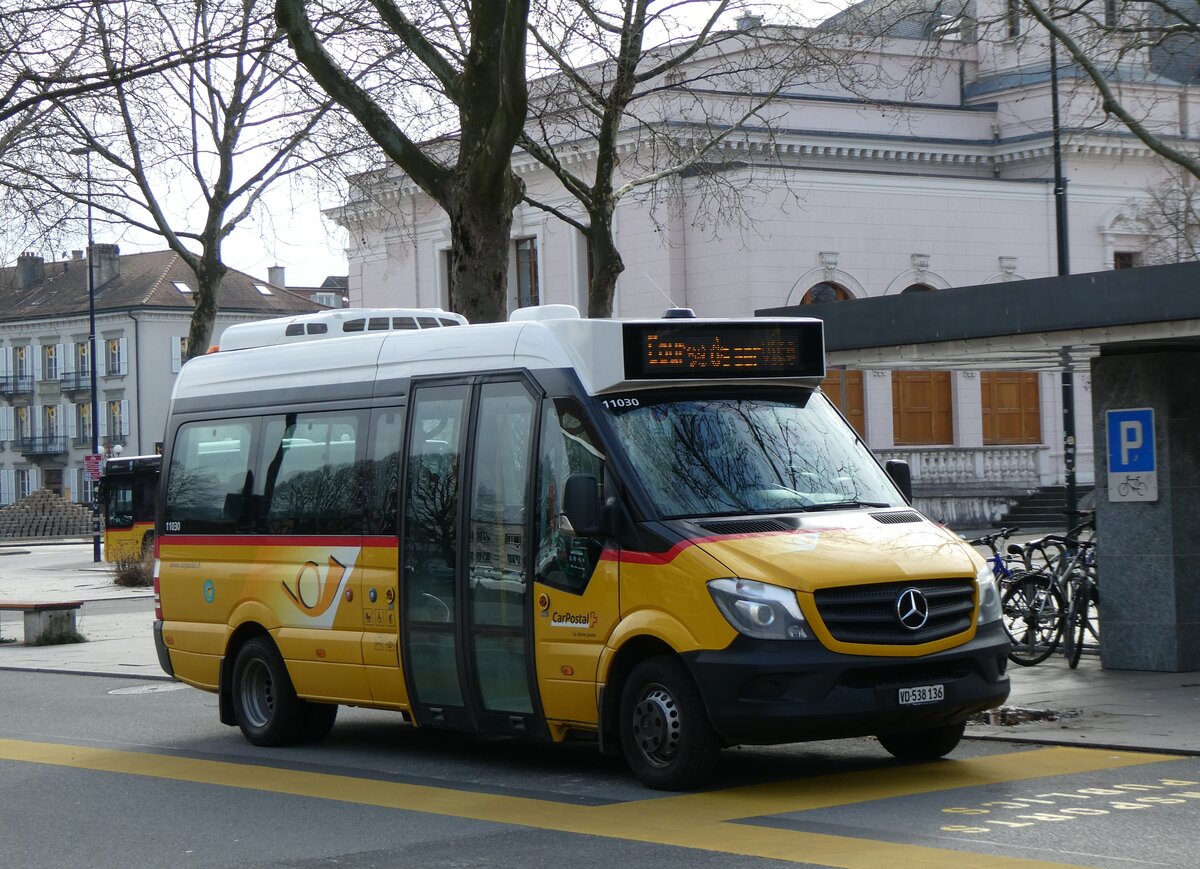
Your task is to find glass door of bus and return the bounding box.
[401,379,544,737]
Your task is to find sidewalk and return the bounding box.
[3,541,1199,756]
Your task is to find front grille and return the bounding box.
[813,578,975,645]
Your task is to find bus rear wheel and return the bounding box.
[876,720,966,761]
[231,637,307,746]
[619,656,720,790]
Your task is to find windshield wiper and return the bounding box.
[802,500,892,512]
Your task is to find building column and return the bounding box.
[1092,349,1200,672]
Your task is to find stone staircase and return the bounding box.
[0,490,93,539]
[994,485,1095,531]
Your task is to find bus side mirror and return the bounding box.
[563,474,605,537]
[885,460,913,503]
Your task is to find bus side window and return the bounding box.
[364,406,404,535]
[258,411,367,535]
[535,398,606,594]
[164,419,255,533]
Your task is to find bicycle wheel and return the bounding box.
[1063,585,1085,669]
[1001,572,1064,666]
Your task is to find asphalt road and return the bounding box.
[2,669,1199,868]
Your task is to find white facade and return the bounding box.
[331,4,1200,523]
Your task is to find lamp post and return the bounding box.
[1048,25,1078,531]
[70,146,102,563]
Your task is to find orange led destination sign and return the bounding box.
[622,321,824,380]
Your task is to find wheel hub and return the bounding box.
[631,686,681,766]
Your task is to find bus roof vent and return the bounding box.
[508,304,581,323]
[662,307,696,319]
[217,308,468,351]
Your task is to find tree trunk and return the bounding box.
[186,256,227,358]
[445,176,522,324]
[586,211,624,319]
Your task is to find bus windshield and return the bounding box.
[604,393,902,519]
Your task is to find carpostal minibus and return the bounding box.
[100,454,161,561]
[153,304,1010,789]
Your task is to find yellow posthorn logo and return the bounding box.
[282,555,352,617]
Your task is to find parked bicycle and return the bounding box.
[1000,515,1097,668]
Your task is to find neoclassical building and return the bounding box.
[329,2,1199,524]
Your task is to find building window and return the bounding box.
[901,283,934,293]
[515,238,539,308]
[982,371,1041,445]
[75,403,92,446]
[442,249,456,312]
[42,344,60,380]
[17,468,34,499]
[171,336,189,373]
[820,369,866,438]
[107,399,127,442]
[13,345,30,377]
[1105,0,1119,27]
[77,472,96,505]
[1006,0,1021,38]
[42,404,59,438]
[106,338,125,375]
[15,406,31,441]
[1114,251,1141,269]
[75,341,90,375]
[801,282,853,304]
[892,371,953,446]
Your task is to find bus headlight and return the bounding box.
[707,578,811,641]
[976,564,1003,625]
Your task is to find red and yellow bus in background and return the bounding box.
[152,305,1009,789]
[100,454,160,562]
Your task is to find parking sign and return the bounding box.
[1106,408,1157,502]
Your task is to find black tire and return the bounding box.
[300,702,338,743]
[231,637,305,746]
[877,721,966,761]
[619,656,720,790]
[1001,573,1063,666]
[1064,580,1089,669]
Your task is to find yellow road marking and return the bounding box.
[0,739,1178,868]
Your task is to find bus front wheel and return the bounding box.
[619,656,720,790]
[876,721,966,761]
[231,637,306,746]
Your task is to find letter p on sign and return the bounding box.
[1119,420,1142,467]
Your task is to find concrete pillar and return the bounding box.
[1092,349,1200,672]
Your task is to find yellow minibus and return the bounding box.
[153,305,1009,789]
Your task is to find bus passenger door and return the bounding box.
[401,380,544,737]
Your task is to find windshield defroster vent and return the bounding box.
[696,518,798,536]
[869,511,924,524]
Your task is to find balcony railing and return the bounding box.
[16,435,68,457]
[60,370,92,393]
[0,374,34,398]
[876,445,1045,489]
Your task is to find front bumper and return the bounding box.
[683,620,1011,746]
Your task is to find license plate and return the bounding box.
[898,684,944,706]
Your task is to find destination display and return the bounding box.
[622,321,825,379]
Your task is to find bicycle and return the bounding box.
[966,526,1022,589]
[1002,515,1097,668]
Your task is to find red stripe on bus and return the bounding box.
[602,528,831,566]
[160,534,399,548]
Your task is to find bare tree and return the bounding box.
[1014,0,1200,178]
[520,1,895,316]
[1130,171,1200,264]
[276,0,531,324]
[25,0,352,355]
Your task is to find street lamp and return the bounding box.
[70,146,102,563]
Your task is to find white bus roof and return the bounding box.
[174,305,824,404]
[217,308,468,351]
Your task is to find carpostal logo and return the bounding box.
[551,610,598,629]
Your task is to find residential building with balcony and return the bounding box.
[0,245,322,506]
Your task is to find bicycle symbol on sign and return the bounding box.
[1118,475,1147,498]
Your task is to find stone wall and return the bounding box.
[0,490,92,539]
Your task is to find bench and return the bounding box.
[0,601,84,645]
